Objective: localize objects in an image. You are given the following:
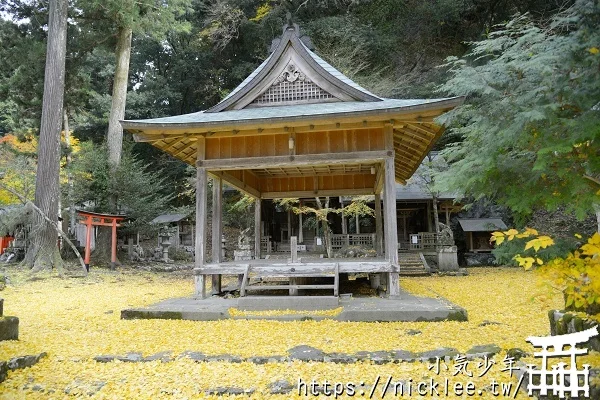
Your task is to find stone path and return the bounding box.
[93,343,504,365]
[121,292,468,322]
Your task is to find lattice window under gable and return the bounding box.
[251,63,335,106]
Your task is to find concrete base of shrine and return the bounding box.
[121,290,467,322]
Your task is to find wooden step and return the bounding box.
[241,263,339,297]
[245,284,336,291]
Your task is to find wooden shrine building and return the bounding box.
[122,22,463,299]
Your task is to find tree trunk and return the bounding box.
[63,108,76,235]
[315,197,333,258]
[432,195,440,233]
[24,0,68,271]
[95,26,132,268]
[594,204,600,233]
[106,26,133,169]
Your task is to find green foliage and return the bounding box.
[68,141,173,234]
[437,0,600,219]
[222,192,255,229]
[168,245,193,261]
[0,0,578,226]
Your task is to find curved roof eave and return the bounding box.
[121,97,464,132]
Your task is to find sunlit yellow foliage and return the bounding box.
[1,267,593,399]
[524,235,554,252]
[0,131,81,204]
[0,134,38,204]
[494,228,600,312]
[250,2,271,22]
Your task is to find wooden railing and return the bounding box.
[261,236,272,253]
[399,232,441,251]
[331,234,376,250]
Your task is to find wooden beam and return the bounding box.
[406,122,438,137]
[261,188,375,199]
[253,166,377,179]
[211,176,222,294]
[209,171,261,199]
[171,142,196,158]
[197,150,389,170]
[393,132,428,150]
[399,125,435,143]
[374,161,384,194]
[126,107,452,141]
[195,261,396,274]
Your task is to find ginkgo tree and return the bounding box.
[492,228,600,315]
[275,197,375,258]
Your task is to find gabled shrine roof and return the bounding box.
[212,34,381,111]
[123,98,460,129]
[121,21,464,189]
[204,22,381,112]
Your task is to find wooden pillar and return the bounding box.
[211,177,222,294]
[110,218,117,269]
[355,214,360,234]
[84,215,92,271]
[383,124,399,296]
[290,236,298,295]
[287,209,292,241]
[340,197,347,235]
[298,209,303,244]
[254,198,261,259]
[374,193,383,256]
[445,208,450,225]
[194,137,208,298]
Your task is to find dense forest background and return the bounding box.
[2,0,598,252]
[0,0,571,205]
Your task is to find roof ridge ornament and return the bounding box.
[283,12,299,34]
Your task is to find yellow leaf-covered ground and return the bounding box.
[0,267,598,399]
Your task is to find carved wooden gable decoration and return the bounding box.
[207,23,381,112]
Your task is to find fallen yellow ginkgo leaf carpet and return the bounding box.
[0,267,597,399]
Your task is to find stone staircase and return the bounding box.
[398,252,431,276]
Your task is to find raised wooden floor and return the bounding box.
[194,258,396,276]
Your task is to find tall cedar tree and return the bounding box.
[24,0,68,270]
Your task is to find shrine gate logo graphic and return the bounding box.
[525,326,598,398]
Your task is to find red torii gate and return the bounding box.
[76,210,125,271]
